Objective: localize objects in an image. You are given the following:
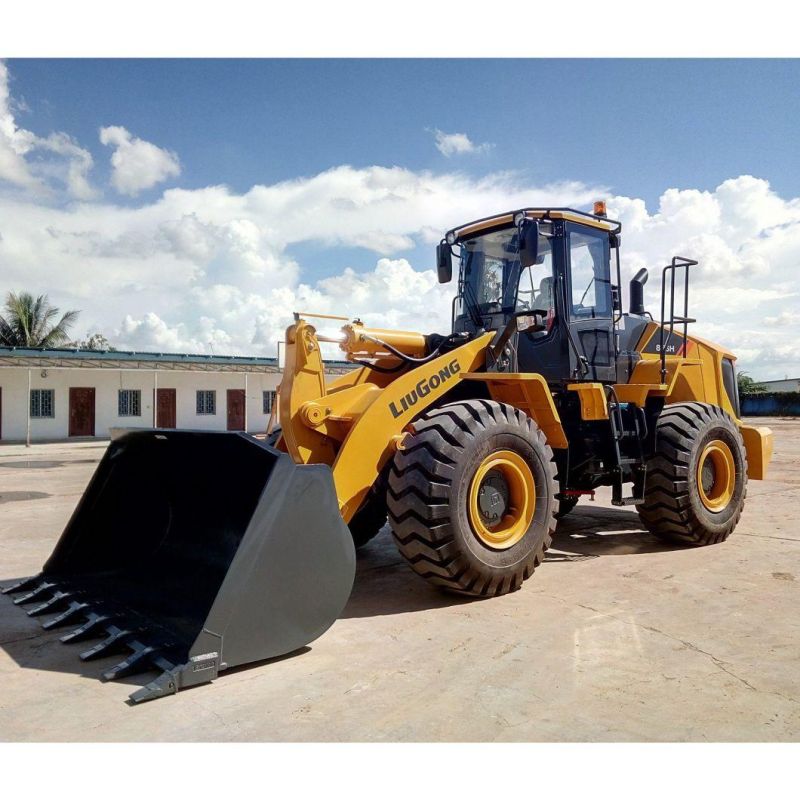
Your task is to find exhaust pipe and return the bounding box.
[629,267,649,315]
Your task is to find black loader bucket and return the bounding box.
[3,430,355,703]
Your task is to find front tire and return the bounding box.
[637,402,747,546]
[349,488,388,549]
[387,400,558,597]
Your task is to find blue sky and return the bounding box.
[10,58,800,205]
[1,59,799,376]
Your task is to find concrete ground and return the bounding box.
[0,418,798,742]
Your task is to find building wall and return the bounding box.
[760,378,800,393]
[0,367,287,442]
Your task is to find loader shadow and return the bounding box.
[548,505,685,561]
[341,505,683,619]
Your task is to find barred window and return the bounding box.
[30,389,55,418]
[263,390,277,414]
[118,389,141,417]
[196,390,216,415]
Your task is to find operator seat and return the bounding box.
[531,276,554,313]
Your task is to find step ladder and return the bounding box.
[607,390,648,506]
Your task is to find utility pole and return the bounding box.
[26,368,31,448]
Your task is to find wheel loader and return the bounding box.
[3,202,774,703]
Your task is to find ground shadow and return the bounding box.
[548,505,685,560]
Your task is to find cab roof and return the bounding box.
[447,207,622,243]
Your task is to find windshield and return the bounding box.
[455,227,553,324]
[460,228,520,314]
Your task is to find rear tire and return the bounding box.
[637,402,747,546]
[387,400,558,597]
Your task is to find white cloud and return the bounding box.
[348,231,415,254]
[764,309,800,327]
[0,61,96,198]
[432,128,492,157]
[99,125,181,196]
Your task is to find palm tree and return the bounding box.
[0,291,80,348]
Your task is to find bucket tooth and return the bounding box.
[129,669,180,704]
[13,581,56,606]
[60,612,119,644]
[2,575,43,595]
[41,601,90,631]
[79,628,135,662]
[28,590,81,618]
[102,644,161,682]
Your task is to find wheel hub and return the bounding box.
[477,472,509,525]
[468,450,536,550]
[696,439,735,512]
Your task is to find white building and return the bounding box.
[0,346,353,443]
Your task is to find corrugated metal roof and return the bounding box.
[0,345,355,372]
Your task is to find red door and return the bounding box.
[156,388,176,428]
[69,387,95,437]
[227,389,245,431]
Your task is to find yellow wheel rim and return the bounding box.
[696,439,735,512]
[468,450,535,550]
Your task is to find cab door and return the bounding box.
[565,222,617,382]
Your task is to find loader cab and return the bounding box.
[447,209,621,384]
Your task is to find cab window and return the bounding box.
[568,228,611,319]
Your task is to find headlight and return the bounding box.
[446,231,456,245]
[514,211,527,226]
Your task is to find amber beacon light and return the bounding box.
[593,200,608,217]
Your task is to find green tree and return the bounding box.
[737,371,767,395]
[0,291,80,348]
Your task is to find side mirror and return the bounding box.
[436,242,452,283]
[629,267,648,315]
[519,219,540,269]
